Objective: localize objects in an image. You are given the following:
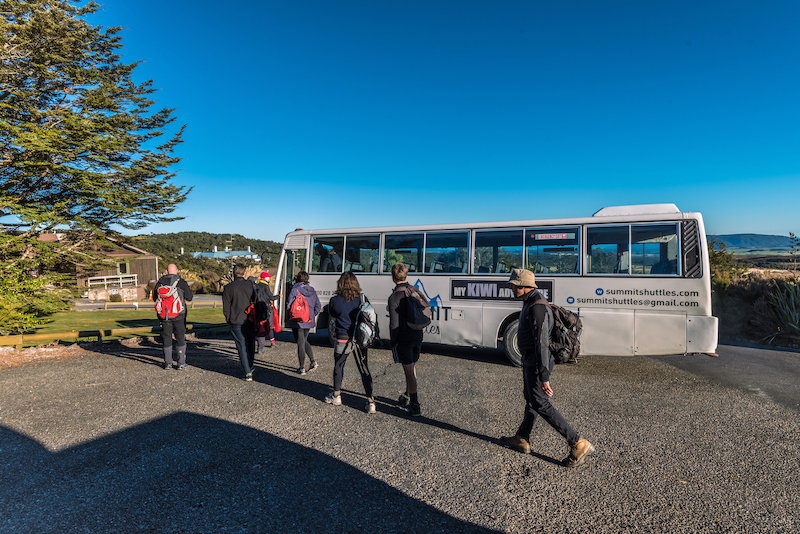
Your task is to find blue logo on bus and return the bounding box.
[567,296,574,304]
[596,288,604,296]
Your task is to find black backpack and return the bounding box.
[405,285,432,330]
[534,299,582,364]
[253,282,274,325]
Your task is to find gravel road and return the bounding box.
[0,333,797,533]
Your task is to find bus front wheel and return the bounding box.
[502,320,522,367]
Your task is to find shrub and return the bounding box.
[109,293,123,302]
[763,281,800,345]
[708,238,746,292]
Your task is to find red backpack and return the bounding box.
[155,279,184,320]
[288,293,310,323]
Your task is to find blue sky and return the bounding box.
[90,0,799,243]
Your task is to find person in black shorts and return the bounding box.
[388,263,424,417]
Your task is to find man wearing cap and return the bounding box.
[499,268,595,467]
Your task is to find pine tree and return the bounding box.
[0,0,190,235]
[0,1,189,334]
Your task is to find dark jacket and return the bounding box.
[284,282,321,329]
[329,293,367,340]
[222,276,255,325]
[153,273,193,319]
[518,289,554,381]
[388,282,424,346]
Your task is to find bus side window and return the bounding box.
[587,226,629,274]
[312,236,344,273]
[632,224,678,275]
[474,229,523,275]
[384,233,423,273]
[424,231,469,274]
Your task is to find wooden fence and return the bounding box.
[102,301,221,310]
[0,323,229,351]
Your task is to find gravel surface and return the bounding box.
[0,333,798,533]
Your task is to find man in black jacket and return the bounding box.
[499,268,595,467]
[388,262,425,417]
[154,264,193,370]
[223,264,256,381]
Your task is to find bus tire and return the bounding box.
[502,320,522,367]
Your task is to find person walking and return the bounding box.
[285,271,321,375]
[324,272,376,413]
[153,264,193,370]
[388,263,425,417]
[222,264,256,381]
[499,268,595,467]
[253,272,279,353]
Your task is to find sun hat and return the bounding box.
[507,268,537,288]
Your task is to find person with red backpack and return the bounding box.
[153,264,193,370]
[285,271,321,375]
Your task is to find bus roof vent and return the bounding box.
[593,203,680,217]
[285,234,309,249]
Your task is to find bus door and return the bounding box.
[278,248,307,328]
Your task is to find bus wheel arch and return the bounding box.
[500,314,522,367]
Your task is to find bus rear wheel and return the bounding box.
[502,320,522,367]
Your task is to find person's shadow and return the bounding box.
[0,417,503,533]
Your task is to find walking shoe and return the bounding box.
[260,348,266,354]
[365,401,376,414]
[244,373,253,382]
[163,362,172,370]
[324,393,342,406]
[308,362,318,373]
[397,392,410,407]
[269,340,276,347]
[563,438,595,468]
[395,402,421,417]
[297,367,306,376]
[499,435,531,454]
[178,364,187,370]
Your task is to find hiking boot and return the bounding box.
[499,435,531,454]
[297,367,306,376]
[308,361,318,373]
[397,392,410,407]
[365,400,376,414]
[324,393,342,406]
[244,373,253,382]
[163,362,173,370]
[396,402,421,417]
[178,364,187,370]
[563,438,595,468]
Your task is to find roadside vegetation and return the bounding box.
[710,237,799,348]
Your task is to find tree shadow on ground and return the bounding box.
[0,416,501,533]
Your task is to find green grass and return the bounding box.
[29,308,227,345]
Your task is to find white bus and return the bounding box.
[274,204,718,365]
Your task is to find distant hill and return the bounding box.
[129,232,282,258]
[708,234,793,254]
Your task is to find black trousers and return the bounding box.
[516,360,579,446]
[292,328,315,368]
[160,317,186,348]
[332,341,373,398]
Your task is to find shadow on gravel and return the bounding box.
[0,416,501,534]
